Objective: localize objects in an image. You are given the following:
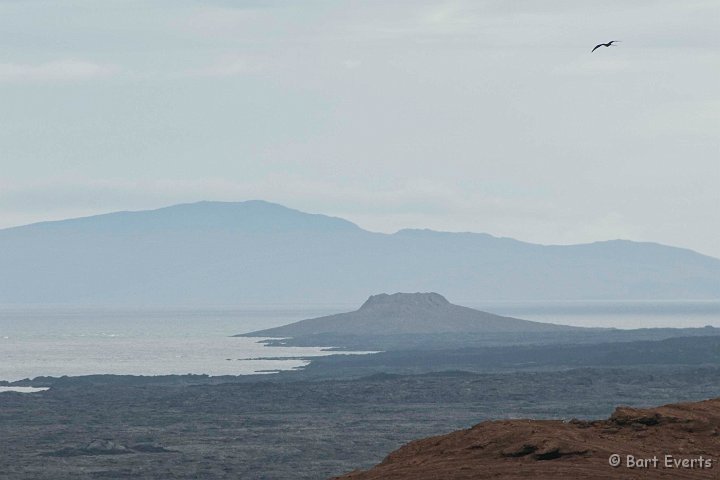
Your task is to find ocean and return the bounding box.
[1,301,718,382]
[0,305,352,382]
[472,300,720,329]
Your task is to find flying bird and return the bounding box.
[592,40,621,52]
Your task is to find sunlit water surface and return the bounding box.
[0,305,356,381]
[1,301,718,381]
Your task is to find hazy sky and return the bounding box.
[1,0,718,257]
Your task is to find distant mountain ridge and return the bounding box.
[0,200,718,304]
[242,293,575,337]
[7,200,360,234]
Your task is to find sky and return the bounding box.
[1,0,718,257]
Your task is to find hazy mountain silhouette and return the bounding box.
[243,292,577,336]
[0,200,718,304]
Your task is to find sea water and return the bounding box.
[1,301,718,381]
[472,300,720,329]
[0,305,354,382]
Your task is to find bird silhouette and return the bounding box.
[592,40,621,52]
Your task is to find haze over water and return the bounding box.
[474,300,720,329]
[1,301,718,382]
[0,305,348,381]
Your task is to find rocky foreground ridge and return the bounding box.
[334,397,720,479]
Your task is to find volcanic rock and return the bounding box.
[333,398,720,479]
[242,292,576,337]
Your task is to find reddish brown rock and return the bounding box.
[334,398,720,479]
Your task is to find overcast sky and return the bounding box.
[1,0,718,257]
